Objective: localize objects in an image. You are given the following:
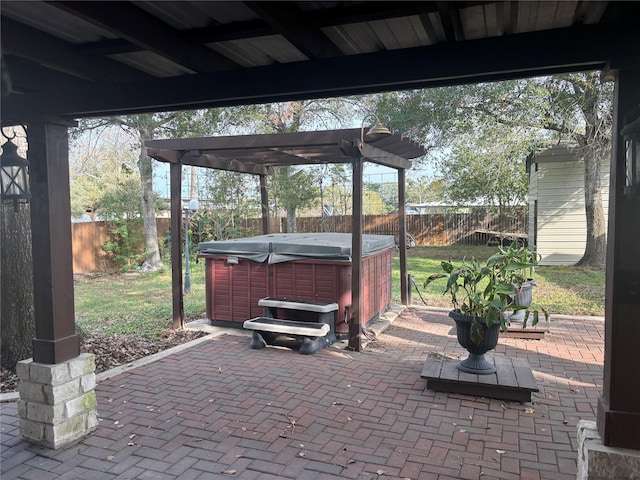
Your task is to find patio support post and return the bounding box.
[17,120,98,449]
[596,66,640,451]
[260,173,270,234]
[170,161,184,329]
[350,141,363,351]
[398,168,408,305]
[28,121,79,364]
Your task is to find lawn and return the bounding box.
[74,246,605,338]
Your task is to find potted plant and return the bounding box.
[425,253,547,375]
[488,242,540,325]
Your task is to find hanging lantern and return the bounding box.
[1,134,31,211]
[621,112,640,198]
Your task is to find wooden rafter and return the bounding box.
[49,1,240,72]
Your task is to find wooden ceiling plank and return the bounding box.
[49,1,239,72]
[245,1,342,59]
[0,16,148,83]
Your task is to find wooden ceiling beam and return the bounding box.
[0,16,149,83]
[244,1,342,59]
[49,1,240,72]
[2,55,93,94]
[4,23,637,124]
[436,2,465,42]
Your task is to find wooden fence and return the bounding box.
[72,211,526,273]
[244,210,528,247]
[72,218,170,274]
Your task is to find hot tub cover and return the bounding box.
[198,233,395,263]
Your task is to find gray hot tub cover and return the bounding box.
[198,233,395,263]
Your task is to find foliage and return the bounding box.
[375,73,613,266]
[196,170,262,241]
[488,241,540,287]
[424,248,548,343]
[439,127,536,213]
[72,109,227,272]
[102,220,146,271]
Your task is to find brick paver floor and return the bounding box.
[1,307,604,479]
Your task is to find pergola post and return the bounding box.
[170,161,184,329]
[349,142,364,351]
[398,168,409,305]
[260,173,270,234]
[16,120,98,449]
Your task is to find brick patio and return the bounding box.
[0,307,604,480]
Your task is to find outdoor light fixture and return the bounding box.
[621,111,640,198]
[360,114,392,148]
[1,129,30,212]
[183,198,199,294]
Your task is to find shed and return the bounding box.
[526,145,610,265]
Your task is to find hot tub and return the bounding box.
[198,233,395,336]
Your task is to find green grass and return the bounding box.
[393,246,605,317]
[74,259,206,337]
[74,246,605,338]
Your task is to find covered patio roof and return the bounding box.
[146,128,426,173]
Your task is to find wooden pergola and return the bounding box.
[146,128,426,351]
[1,0,639,452]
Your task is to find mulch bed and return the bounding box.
[1,329,207,394]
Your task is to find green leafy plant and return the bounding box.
[425,251,548,344]
[102,220,145,271]
[488,241,540,287]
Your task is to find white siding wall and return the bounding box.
[528,167,538,248]
[535,156,610,265]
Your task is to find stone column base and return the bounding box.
[17,353,99,449]
[577,420,640,480]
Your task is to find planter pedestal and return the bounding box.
[449,311,500,375]
[458,353,496,374]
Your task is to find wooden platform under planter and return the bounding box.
[421,352,539,402]
[502,315,550,339]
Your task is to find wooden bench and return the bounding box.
[242,298,338,354]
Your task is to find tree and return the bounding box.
[74,110,224,271]
[227,98,366,231]
[376,73,612,267]
[1,204,34,369]
[1,129,34,369]
[439,127,535,215]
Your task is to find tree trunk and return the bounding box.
[576,150,607,268]
[286,207,297,233]
[137,125,163,272]
[1,203,35,369]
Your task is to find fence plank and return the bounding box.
[73,211,527,274]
